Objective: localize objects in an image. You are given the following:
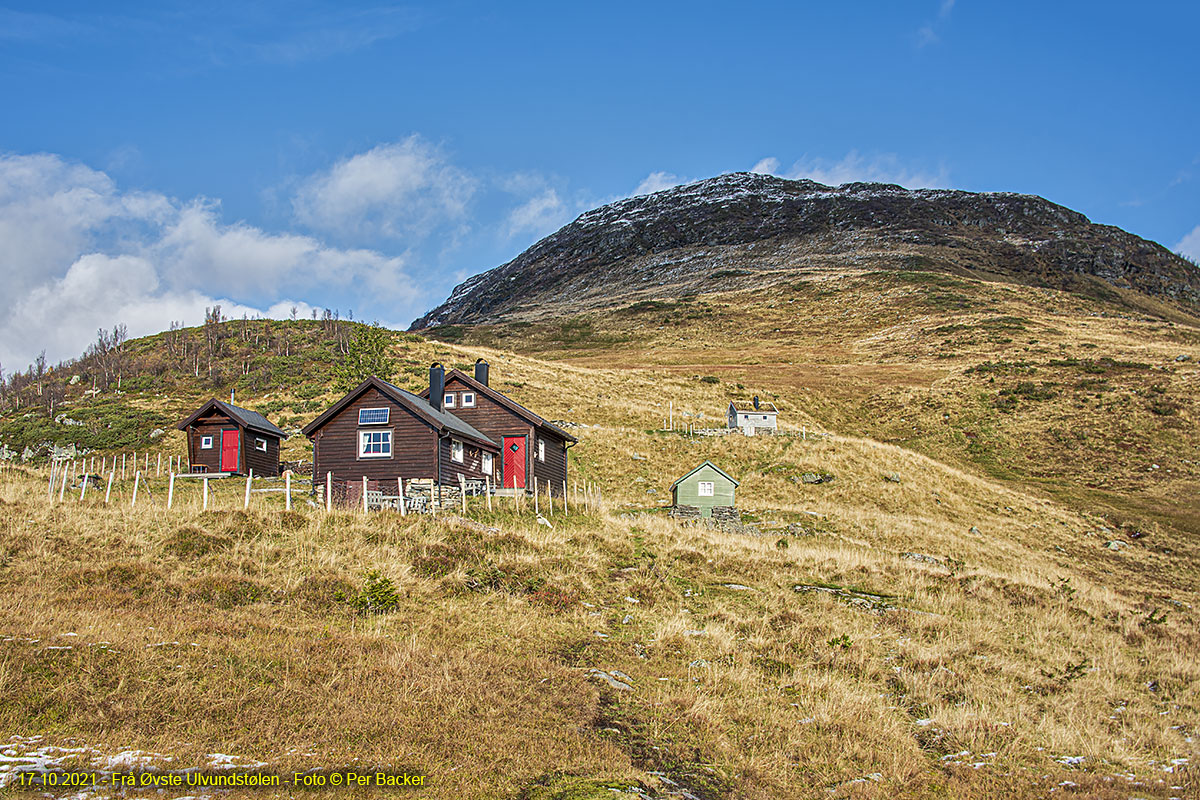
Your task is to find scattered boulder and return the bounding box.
[1105,540,1127,551]
[150,428,166,439]
[884,472,902,483]
[586,669,632,692]
[800,472,835,485]
[969,526,981,535]
[901,552,944,566]
[1175,354,1192,362]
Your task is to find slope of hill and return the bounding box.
[1,334,1199,799]
[412,173,1200,330]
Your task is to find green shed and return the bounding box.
[670,461,739,517]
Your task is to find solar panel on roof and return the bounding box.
[358,407,390,425]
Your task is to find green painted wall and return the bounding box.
[672,464,736,517]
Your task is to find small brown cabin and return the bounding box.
[301,371,500,491]
[178,399,288,476]
[419,359,577,493]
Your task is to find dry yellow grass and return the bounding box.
[2,273,1199,798]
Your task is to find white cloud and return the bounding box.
[505,188,571,239]
[751,150,950,189]
[1176,226,1200,261]
[750,158,780,176]
[632,171,688,197]
[0,152,418,371]
[916,0,956,48]
[292,136,475,241]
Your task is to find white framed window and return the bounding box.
[461,392,476,408]
[358,407,389,425]
[698,481,715,497]
[451,440,464,463]
[537,438,545,462]
[255,437,267,452]
[359,429,392,458]
[482,452,493,475]
[200,435,214,449]
[443,393,456,408]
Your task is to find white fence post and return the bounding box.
[131,471,140,508]
[326,472,332,512]
[167,472,175,510]
[397,477,405,517]
[203,476,209,510]
[105,471,114,504]
[244,471,252,510]
[533,476,539,515]
[80,474,88,502]
[362,476,368,514]
[285,472,292,511]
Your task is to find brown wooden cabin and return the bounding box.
[178,399,288,476]
[418,359,577,493]
[301,373,499,492]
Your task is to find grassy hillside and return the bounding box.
[1,301,1198,797]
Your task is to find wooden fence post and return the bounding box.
[285,472,292,511]
[47,462,56,501]
[167,472,175,510]
[121,453,126,479]
[156,453,161,476]
[244,471,253,510]
[397,477,405,517]
[105,471,114,504]
[131,471,140,508]
[326,472,332,512]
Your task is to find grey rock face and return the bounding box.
[411,172,1200,329]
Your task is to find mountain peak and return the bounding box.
[412,172,1199,330]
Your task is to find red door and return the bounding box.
[503,436,526,489]
[220,430,240,473]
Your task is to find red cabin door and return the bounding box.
[220,429,240,473]
[503,436,526,489]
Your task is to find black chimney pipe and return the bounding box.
[474,358,489,386]
[753,395,760,410]
[429,362,445,412]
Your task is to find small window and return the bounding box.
[698,481,715,497]
[482,452,493,475]
[359,407,389,425]
[444,393,456,408]
[359,430,392,458]
[461,392,476,408]
[537,439,545,462]
[200,435,214,449]
[255,437,267,452]
[451,440,464,463]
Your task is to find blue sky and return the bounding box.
[1,1,1198,369]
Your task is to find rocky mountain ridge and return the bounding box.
[411,172,1200,328]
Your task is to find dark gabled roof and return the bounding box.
[422,369,578,443]
[178,399,288,439]
[669,460,740,491]
[729,400,778,414]
[300,376,499,451]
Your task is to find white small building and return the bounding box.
[727,397,778,435]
